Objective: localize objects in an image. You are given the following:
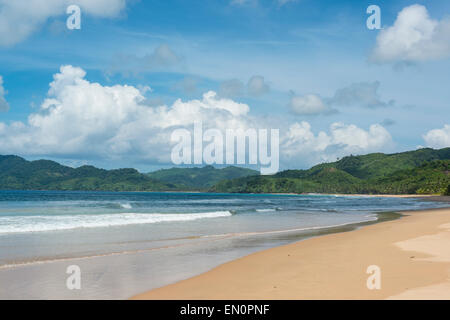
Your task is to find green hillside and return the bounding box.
[0,155,176,191]
[147,165,258,189]
[212,148,450,195]
[0,156,258,192]
[1,147,449,194]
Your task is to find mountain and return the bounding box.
[1,147,449,194]
[0,155,176,191]
[211,148,450,195]
[0,155,258,192]
[147,165,259,189]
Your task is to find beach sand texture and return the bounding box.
[133,208,450,300]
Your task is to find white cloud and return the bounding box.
[370,4,450,63]
[289,94,329,115]
[330,81,394,108]
[281,122,393,166]
[0,65,252,163]
[423,125,450,149]
[0,65,394,170]
[0,0,127,47]
[0,76,9,112]
[328,122,392,151]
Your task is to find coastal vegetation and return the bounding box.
[147,165,258,189]
[212,148,450,195]
[0,155,175,191]
[1,147,449,195]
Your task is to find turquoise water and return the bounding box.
[0,191,445,299]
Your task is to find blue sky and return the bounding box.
[0,0,449,172]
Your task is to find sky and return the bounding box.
[0,0,449,172]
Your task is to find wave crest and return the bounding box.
[0,211,233,234]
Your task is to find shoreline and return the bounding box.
[0,211,389,270]
[0,208,398,299]
[133,207,450,300]
[1,189,448,198]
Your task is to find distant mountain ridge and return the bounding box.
[0,155,176,191]
[1,147,449,194]
[0,155,257,191]
[212,148,450,195]
[147,165,259,189]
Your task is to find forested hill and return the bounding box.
[211,148,450,195]
[0,156,257,191]
[147,165,258,189]
[0,155,176,191]
[1,147,449,194]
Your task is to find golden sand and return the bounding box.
[133,208,450,300]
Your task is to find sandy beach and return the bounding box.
[133,206,450,300]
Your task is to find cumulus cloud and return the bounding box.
[370,4,450,63]
[107,44,184,77]
[289,94,330,115]
[423,125,450,149]
[330,81,394,108]
[0,65,251,163]
[281,121,393,166]
[0,0,127,47]
[0,65,394,170]
[0,76,9,112]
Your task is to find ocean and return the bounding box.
[0,190,446,299]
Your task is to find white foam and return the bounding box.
[0,211,232,234]
[120,203,132,209]
[256,209,276,212]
